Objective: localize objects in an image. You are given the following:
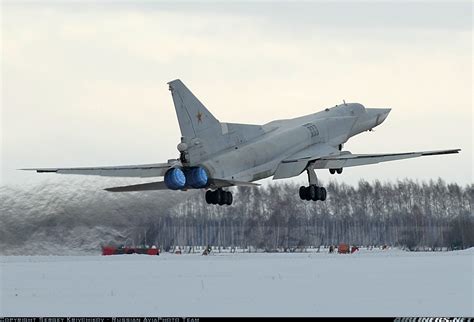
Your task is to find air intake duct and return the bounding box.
[186,167,209,188]
[164,168,186,190]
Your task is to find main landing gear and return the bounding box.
[205,188,233,206]
[299,167,327,202]
[299,185,327,201]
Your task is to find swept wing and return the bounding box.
[274,148,460,179]
[310,149,460,169]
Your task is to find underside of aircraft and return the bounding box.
[23,79,460,206]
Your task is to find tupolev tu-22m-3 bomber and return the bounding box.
[23,79,460,206]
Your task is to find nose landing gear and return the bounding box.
[329,168,343,175]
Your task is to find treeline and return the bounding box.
[1,178,472,254]
[144,179,473,251]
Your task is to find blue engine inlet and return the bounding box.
[186,167,209,188]
[164,168,186,190]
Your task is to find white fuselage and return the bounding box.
[198,103,390,182]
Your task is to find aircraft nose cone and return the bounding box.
[365,108,391,127]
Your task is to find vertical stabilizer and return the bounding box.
[167,79,265,164]
[168,79,220,139]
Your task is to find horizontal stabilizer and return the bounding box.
[105,181,168,192]
[105,178,259,192]
[20,162,176,178]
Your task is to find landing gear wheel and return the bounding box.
[220,191,227,205]
[320,187,327,201]
[299,186,307,200]
[220,191,230,206]
[225,192,233,205]
[303,187,310,201]
[205,190,213,204]
[308,185,317,201]
[215,190,223,205]
[298,185,328,202]
[205,189,233,206]
[336,168,343,174]
[314,186,322,201]
[329,169,336,175]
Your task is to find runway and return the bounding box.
[1,248,472,316]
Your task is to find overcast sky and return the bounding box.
[2,1,472,187]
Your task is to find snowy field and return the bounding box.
[1,248,472,317]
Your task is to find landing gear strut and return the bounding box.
[205,188,233,206]
[299,167,327,202]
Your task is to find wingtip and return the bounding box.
[104,187,120,192]
[447,148,461,154]
[18,168,58,173]
[421,149,462,157]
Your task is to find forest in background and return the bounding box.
[150,179,473,251]
[1,178,472,254]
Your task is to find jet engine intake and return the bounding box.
[186,167,209,188]
[164,168,186,190]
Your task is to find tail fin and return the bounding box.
[168,79,220,139]
[167,79,265,164]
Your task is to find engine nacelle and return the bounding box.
[164,168,186,190]
[186,167,209,189]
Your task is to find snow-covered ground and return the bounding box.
[1,248,472,316]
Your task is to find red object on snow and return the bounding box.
[102,246,116,256]
[338,243,350,254]
[147,248,159,255]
